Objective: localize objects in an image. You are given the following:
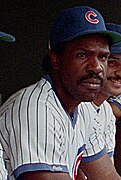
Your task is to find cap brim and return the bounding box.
[0,31,15,42]
[61,30,121,46]
[101,30,121,45]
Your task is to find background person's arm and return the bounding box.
[76,168,87,180]
[109,102,121,121]
[76,156,114,180]
[78,154,121,180]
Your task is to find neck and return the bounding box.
[93,91,109,106]
[51,73,80,116]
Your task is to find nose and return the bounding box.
[86,57,105,74]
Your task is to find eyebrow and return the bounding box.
[108,56,121,64]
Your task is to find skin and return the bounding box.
[105,54,121,96]
[107,54,121,120]
[22,33,110,180]
[78,54,121,179]
[79,154,120,180]
[114,118,121,176]
[92,53,121,106]
[106,54,121,176]
[109,102,121,121]
[49,33,109,116]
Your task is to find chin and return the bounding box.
[74,90,99,102]
[79,94,98,102]
[112,92,121,97]
[109,89,121,97]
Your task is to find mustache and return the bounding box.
[78,72,103,83]
[107,75,121,81]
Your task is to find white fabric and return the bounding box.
[79,101,116,160]
[108,95,121,110]
[0,143,8,180]
[0,76,111,179]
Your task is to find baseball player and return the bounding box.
[78,23,121,179]
[0,31,15,180]
[0,6,121,180]
[105,23,121,176]
[105,23,121,122]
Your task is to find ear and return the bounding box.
[48,50,61,70]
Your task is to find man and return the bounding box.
[104,23,121,121]
[76,23,121,179]
[0,6,121,180]
[105,23,121,176]
[0,31,15,179]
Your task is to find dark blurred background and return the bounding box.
[0,0,121,176]
[0,0,121,101]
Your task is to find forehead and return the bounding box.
[65,33,110,52]
[110,53,121,59]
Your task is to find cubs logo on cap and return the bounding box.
[50,6,121,50]
[85,11,99,24]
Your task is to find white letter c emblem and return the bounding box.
[85,11,99,24]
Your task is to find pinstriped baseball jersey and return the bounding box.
[0,143,8,180]
[0,75,86,179]
[79,101,116,162]
[108,95,121,110]
[0,75,108,180]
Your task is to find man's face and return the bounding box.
[52,33,110,102]
[103,53,121,96]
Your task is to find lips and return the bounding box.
[109,78,121,88]
[81,78,102,90]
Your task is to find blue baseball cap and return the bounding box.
[50,6,121,50]
[0,31,15,42]
[106,23,121,54]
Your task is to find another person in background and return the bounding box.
[0,6,121,180]
[0,31,15,180]
[112,96,121,176]
[106,23,121,176]
[77,23,121,180]
[109,95,121,121]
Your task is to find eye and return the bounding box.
[108,59,117,66]
[99,54,109,62]
[76,52,86,59]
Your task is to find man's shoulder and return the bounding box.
[0,77,53,115]
[108,95,121,110]
[100,100,114,115]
